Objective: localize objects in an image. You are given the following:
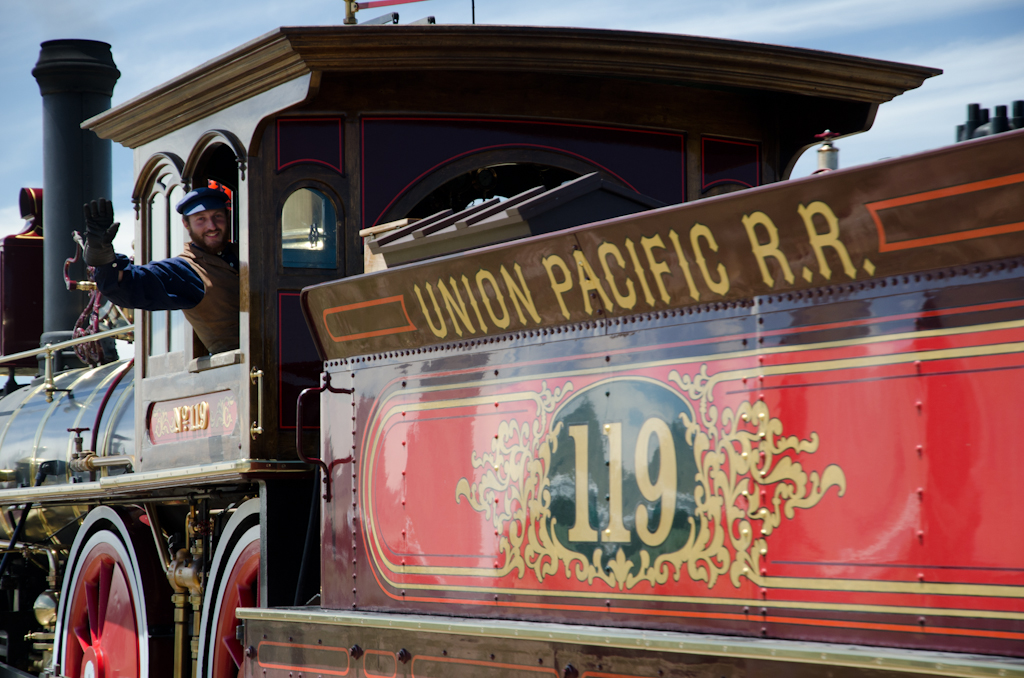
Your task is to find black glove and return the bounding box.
[83,199,120,267]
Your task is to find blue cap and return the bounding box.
[175,187,229,216]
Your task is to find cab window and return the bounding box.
[281,187,337,269]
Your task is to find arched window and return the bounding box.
[281,187,338,269]
[146,172,187,359]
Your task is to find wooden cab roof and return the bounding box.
[84,25,940,149]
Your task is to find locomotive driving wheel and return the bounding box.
[55,507,172,678]
[198,499,260,678]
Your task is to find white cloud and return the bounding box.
[0,206,28,239]
[650,0,1021,41]
[472,0,1021,39]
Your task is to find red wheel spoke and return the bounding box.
[235,581,255,609]
[222,634,244,668]
[210,533,260,678]
[98,563,140,675]
[84,579,100,645]
[74,624,91,653]
[60,523,159,678]
[96,559,113,639]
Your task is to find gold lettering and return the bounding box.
[172,401,212,435]
[597,242,636,310]
[689,223,730,296]
[742,211,795,288]
[624,238,655,307]
[461,275,488,332]
[640,235,672,304]
[667,229,700,301]
[196,401,209,430]
[603,422,630,542]
[798,201,856,280]
[475,269,510,329]
[634,417,677,547]
[500,263,541,326]
[542,255,574,320]
[567,425,598,542]
[438,278,474,337]
[413,283,448,338]
[573,250,614,315]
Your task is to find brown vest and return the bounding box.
[180,243,239,354]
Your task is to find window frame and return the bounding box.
[277,179,345,275]
[140,165,189,376]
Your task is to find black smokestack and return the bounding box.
[32,40,119,344]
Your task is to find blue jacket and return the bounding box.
[94,254,205,311]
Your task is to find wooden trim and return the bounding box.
[84,32,309,147]
[83,26,939,149]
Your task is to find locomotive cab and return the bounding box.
[131,139,252,472]
[121,85,340,474]
[87,26,935,477]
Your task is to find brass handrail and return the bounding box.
[0,326,133,366]
[249,367,264,439]
[0,326,134,402]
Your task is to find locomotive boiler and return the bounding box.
[0,20,1022,678]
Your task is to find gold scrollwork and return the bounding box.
[151,410,175,439]
[455,365,846,591]
[455,381,573,579]
[217,397,236,432]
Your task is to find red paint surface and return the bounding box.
[325,317,1024,651]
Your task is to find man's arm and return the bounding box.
[83,199,205,312]
[93,255,205,311]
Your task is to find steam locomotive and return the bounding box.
[1,22,1022,678]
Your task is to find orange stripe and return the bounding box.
[870,172,1024,211]
[880,221,1024,252]
[767,614,1024,640]
[867,171,1024,252]
[364,649,398,678]
[256,640,351,676]
[366,592,1024,642]
[411,655,558,676]
[322,294,417,343]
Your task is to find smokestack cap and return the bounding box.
[32,39,120,97]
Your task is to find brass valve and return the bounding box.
[169,548,203,595]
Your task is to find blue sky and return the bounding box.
[1,0,1022,242]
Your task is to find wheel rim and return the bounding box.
[55,507,171,678]
[210,538,259,678]
[63,541,141,678]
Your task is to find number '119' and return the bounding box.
[564,417,677,547]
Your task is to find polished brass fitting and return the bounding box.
[169,548,202,595]
[69,453,133,473]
